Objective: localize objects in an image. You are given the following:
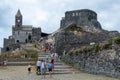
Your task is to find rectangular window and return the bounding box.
[76,13,78,16]
[18,31,19,35]
[72,13,75,16]
[26,32,28,35]
[79,13,81,16]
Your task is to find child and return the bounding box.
[28,63,32,73]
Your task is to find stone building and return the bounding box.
[2,10,41,52]
[12,10,33,43]
[54,9,120,54]
[60,9,102,32]
[32,27,41,41]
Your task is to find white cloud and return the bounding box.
[16,0,37,4]
[1,0,120,47]
[97,1,120,31]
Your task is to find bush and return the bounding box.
[92,44,100,52]
[68,51,73,56]
[114,36,120,44]
[99,40,112,50]
[32,50,38,58]
[107,40,112,45]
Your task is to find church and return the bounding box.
[2,10,43,52]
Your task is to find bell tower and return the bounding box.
[15,9,22,27]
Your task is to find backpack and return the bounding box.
[48,63,53,69]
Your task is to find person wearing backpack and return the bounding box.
[40,59,46,79]
[47,60,54,78]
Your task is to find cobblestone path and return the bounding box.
[0,66,119,80]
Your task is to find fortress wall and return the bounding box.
[60,9,101,31]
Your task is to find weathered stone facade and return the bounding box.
[54,24,120,54]
[32,27,41,41]
[2,10,41,52]
[12,10,33,43]
[60,9,102,32]
[53,9,120,54]
[54,9,120,78]
[62,46,120,78]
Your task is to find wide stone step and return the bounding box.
[54,66,73,69]
[36,50,80,75]
[36,70,79,75]
[38,53,51,55]
[38,55,51,58]
[53,68,78,71]
[38,56,46,59]
[7,62,35,66]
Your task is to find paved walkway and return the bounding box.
[0,66,119,80]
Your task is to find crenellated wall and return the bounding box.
[60,9,102,32]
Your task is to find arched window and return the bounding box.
[6,47,10,51]
[18,24,20,27]
[16,40,19,43]
[28,35,31,40]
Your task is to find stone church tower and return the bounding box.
[12,10,32,43]
[2,9,42,52]
[15,9,22,27]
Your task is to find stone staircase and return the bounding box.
[37,50,79,74]
[5,41,79,74]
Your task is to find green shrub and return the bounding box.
[107,40,112,45]
[68,51,73,56]
[75,50,79,56]
[92,44,100,52]
[114,36,120,44]
[33,50,38,58]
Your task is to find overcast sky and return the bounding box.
[0,0,120,47]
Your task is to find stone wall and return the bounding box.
[3,38,15,52]
[54,29,120,54]
[62,46,120,78]
[60,9,102,32]
[32,27,41,41]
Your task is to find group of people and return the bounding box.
[36,59,54,78]
[28,59,54,79]
[41,42,53,53]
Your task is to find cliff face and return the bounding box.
[54,24,120,54]
[54,24,120,78]
[62,46,120,78]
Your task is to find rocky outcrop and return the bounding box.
[62,45,120,78]
[54,24,120,54]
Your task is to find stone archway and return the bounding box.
[28,35,31,40]
[16,40,19,43]
[6,47,10,51]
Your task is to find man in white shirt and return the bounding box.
[36,60,41,74]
